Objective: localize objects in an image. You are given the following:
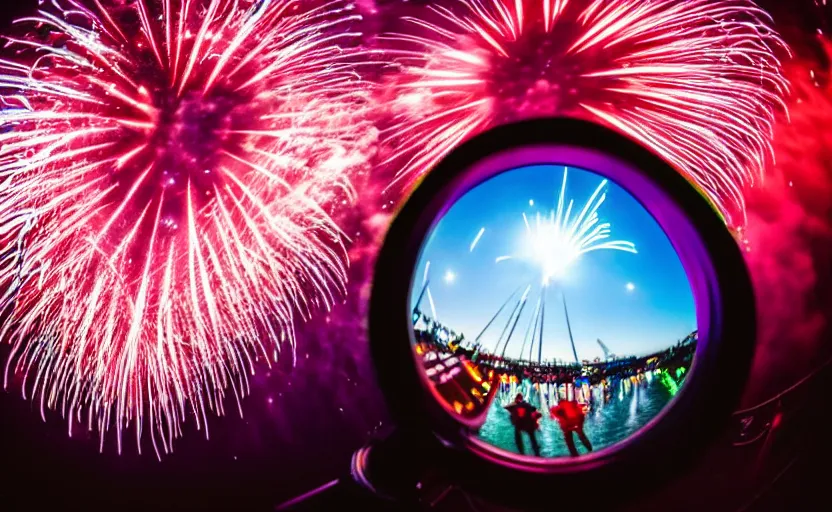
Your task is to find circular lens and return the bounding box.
[411,164,697,460]
[370,118,755,507]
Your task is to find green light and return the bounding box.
[659,372,679,396]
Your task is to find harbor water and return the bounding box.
[477,372,681,457]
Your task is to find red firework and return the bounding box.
[0,0,375,456]
[378,0,789,225]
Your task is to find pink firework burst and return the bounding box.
[0,0,375,456]
[379,0,789,225]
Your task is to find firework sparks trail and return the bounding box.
[496,168,636,285]
[379,0,789,226]
[469,226,485,252]
[0,0,376,457]
[426,285,439,320]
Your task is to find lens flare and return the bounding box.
[496,168,636,285]
[379,0,789,225]
[0,0,375,456]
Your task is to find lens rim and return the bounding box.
[369,118,756,509]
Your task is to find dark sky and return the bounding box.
[0,2,30,28]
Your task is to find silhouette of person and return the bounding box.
[505,393,542,456]
[550,399,593,457]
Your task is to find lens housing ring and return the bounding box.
[369,118,756,509]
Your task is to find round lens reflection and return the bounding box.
[410,165,697,460]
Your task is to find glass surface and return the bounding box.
[410,165,698,459]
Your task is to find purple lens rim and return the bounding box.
[408,144,717,470]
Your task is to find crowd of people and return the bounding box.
[414,311,696,384]
[417,329,696,386]
[479,340,696,386]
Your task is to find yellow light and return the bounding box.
[462,361,483,382]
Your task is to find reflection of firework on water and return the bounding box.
[378,0,788,224]
[0,0,375,456]
[496,168,636,285]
